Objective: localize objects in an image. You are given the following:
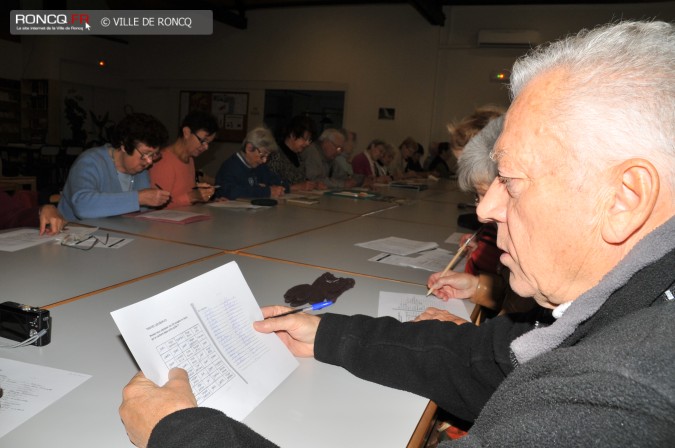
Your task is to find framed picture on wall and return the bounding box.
[179,91,248,142]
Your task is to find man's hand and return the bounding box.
[414,307,470,324]
[120,368,197,448]
[427,271,479,301]
[253,306,321,357]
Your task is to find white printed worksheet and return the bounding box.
[111,261,298,421]
[0,359,91,438]
[377,291,474,322]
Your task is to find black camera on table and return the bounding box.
[0,301,52,346]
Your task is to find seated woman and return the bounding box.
[376,143,396,178]
[150,111,220,208]
[266,115,319,192]
[214,127,285,200]
[423,116,536,323]
[58,113,170,221]
[405,143,426,172]
[389,137,423,180]
[0,190,65,234]
[427,141,455,179]
[351,139,393,186]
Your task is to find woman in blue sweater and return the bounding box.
[58,113,171,221]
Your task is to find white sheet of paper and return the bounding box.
[0,358,91,438]
[369,248,467,273]
[0,229,58,252]
[368,253,413,267]
[399,248,455,272]
[111,261,298,421]
[356,236,438,256]
[377,291,473,322]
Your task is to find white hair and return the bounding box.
[458,116,503,193]
[243,126,278,152]
[510,21,675,192]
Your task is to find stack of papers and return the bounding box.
[355,236,438,256]
[370,248,460,272]
[281,194,320,205]
[356,236,466,272]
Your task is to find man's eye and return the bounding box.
[498,175,511,186]
[498,176,518,195]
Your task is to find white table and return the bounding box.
[418,188,475,205]
[282,192,401,215]
[0,229,220,307]
[81,204,360,251]
[243,216,459,285]
[1,254,431,448]
[369,197,466,227]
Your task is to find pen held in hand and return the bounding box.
[426,227,483,296]
[265,300,333,319]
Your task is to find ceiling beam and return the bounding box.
[409,0,445,26]
[106,0,248,30]
[164,0,248,29]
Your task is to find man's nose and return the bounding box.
[477,177,506,223]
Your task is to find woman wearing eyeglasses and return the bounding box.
[214,127,286,200]
[150,111,220,208]
[58,113,171,221]
[267,115,321,192]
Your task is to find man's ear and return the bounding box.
[244,143,254,153]
[601,158,659,244]
[181,126,191,140]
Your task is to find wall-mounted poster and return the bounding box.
[179,91,248,142]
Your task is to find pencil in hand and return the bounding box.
[426,227,482,296]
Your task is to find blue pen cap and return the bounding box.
[310,300,333,311]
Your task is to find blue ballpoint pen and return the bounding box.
[266,300,333,319]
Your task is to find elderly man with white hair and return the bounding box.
[120,21,675,447]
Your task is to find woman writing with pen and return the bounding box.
[58,113,171,221]
[150,111,223,209]
[424,116,536,324]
